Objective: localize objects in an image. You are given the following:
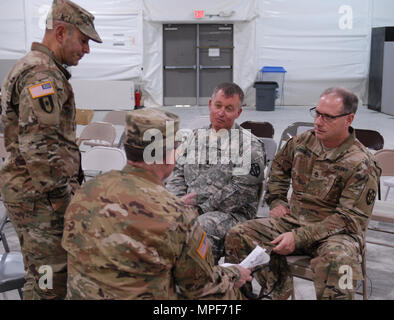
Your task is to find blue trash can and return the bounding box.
[253,81,279,111]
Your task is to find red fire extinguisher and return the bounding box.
[134,87,141,109]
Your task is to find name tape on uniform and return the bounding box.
[28,81,55,99]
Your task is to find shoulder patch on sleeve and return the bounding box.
[366,189,376,206]
[196,231,209,259]
[250,163,261,177]
[28,81,55,99]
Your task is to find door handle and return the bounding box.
[164,65,197,70]
[199,65,232,70]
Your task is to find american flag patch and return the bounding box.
[28,81,55,99]
[196,231,209,259]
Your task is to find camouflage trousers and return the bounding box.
[198,211,248,264]
[4,192,71,300]
[225,217,362,300]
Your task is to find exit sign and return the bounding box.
[194,10,205,19]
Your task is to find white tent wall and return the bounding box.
[1,0,394,108]
[256,0,372,106]
[140,19,162,107]
[0,0,27,59]
[372,0,394,27]
[141,0,259,107]
[1,0,143,110]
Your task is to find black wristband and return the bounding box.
[196,206,204,215]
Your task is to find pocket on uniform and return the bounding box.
[291,154,312,193]
[47,191,71,213]
[4,200,35,225]
[306,174,337,200]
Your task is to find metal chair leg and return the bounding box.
[17,288,24,300]
[384,186,391,201]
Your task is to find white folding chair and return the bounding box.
[81,146,127,179]
[103,110,127,126]
[103,110,128,148]
[77,122,117,148]
[277,122,314,152]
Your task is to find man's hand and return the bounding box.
[271,232,295,255]
[270,204,290,218]
[181,192,197,206]
[233,265,252,288]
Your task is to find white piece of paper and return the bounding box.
[208,48,220,57]
[220,245,270,269]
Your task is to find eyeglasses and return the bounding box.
[309,107,351,122]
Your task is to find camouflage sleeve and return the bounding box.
[165,162,188,198]
[172,213,241,299]
[264,137,294,209]
[198,140,265,214]
[293,159,381,249]
[165,134,194,197]
[17,70,72,194]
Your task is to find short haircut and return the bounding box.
[320,87,358,114]
[124,145,144,162]
[211,82,244,108]
[124,144,176,163]
[47,20,75,37]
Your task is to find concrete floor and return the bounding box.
[1,104,394,300]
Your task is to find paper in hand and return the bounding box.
[221,245,270,268]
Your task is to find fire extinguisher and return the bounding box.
[134,87,141,109]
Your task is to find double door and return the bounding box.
[163,24,233,106]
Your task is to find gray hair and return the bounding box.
[320,87,358,114]
[211,82,244,108]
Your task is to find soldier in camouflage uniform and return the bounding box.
[0,0,102,299]
[165,83,266,264]
[61,108,251,299]
[225,87,381,300]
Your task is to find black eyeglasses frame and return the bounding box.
[309,107,352,121]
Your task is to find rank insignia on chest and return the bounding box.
[196,231,209,259]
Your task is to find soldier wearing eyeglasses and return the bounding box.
[225,87,381,300]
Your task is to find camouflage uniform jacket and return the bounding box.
[166,123,266,220]
[0,42,80,201]
[62,164,241,300]
[264,128,381,249]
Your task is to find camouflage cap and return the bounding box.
[124,108,179,150]
[47,0,102,43]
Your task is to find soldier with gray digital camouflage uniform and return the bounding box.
[0,0,102,299]
[225,87,381,300]
[165,82,266,264]
[61,108,252,299]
